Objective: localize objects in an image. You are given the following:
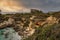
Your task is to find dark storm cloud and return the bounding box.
[18,0,60,12]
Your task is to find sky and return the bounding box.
[20,0,60,12]
[0,0,60,12]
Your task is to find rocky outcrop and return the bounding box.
[0,15,59,39]
[36,16,59,26]
[0,18,14,28]
[46,16,58,24]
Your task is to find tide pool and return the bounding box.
[0,27,21,40]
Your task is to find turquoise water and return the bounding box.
[0,27,21,40]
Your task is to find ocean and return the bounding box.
[0,27,21,40]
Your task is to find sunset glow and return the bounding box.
[0,0,26,12]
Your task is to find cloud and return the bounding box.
[0,0,28,12]
[0,0,60,12]
[20,0,60,12]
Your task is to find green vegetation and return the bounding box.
[24,24,60,40]
[0,9,60,40]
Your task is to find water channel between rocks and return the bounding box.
[0,27,22,40]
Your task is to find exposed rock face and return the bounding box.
[37,16,59,26]
[0,18,14,28]
[0,15,59,39]
[46,16,58,24]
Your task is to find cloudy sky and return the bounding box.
[20,0,60,12]
[0,0,60,12]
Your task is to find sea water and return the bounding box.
[0,27,22,40]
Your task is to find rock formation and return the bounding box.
[0,15,59,39]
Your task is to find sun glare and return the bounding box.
[0,0,26,12]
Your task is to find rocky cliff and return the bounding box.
[0,15,59,39]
